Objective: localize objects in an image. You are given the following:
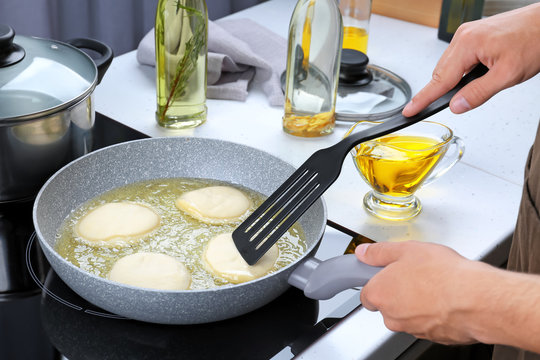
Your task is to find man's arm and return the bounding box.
[355,241,540,353]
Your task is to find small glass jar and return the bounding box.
[339,0,372,54]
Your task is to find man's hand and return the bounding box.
[402,3,540,116]
[355,241,492,344]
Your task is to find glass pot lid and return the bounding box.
[335,49,411,121]
[0,24,97,122]
[335,63,412,122]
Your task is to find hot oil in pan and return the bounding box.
[55,178,307,289]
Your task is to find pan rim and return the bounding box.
[32,136,328,295]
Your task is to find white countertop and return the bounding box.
[94,0,540,358]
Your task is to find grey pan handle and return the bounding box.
[288,254,383,300]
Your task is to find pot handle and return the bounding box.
[66,38,113,84]
[288,254,382,300]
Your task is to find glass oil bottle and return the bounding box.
[438,0,484,42]
[155,0,208,129]
[283,0,343,137]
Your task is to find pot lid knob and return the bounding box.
[0,24,26,68]
[339,48,373,86]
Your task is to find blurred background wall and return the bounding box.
[0,0,267,55]
[0,0,535,56]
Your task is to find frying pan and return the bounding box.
[33,137,377,324]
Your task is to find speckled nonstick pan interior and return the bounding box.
[33,137,326,324]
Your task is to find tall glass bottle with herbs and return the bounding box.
[283,0,343,137]
[155,0,208,129]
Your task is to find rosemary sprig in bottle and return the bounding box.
[157,2,207,122]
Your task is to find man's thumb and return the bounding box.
[355,242,403,267]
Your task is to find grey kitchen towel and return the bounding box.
[137,18,287,106]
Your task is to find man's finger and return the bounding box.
[449,65,513,113]
[359,286,378,311]
[402,23,482,117]
[355,242,407,267]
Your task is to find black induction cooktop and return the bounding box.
[0,113,151,360]
[0,112,363,360]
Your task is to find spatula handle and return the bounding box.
[288,254,382,300]
[337,63,489,157]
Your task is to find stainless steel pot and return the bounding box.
[0,24,113,203]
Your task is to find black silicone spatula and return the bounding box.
[233,64,488,265]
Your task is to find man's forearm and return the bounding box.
[464,264,540,352]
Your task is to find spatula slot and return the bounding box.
[252,173,320,251]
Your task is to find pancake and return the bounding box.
[175,186,251,224]
[74,202,160,247]
[108,252,191,290]
[203,233,279,284]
